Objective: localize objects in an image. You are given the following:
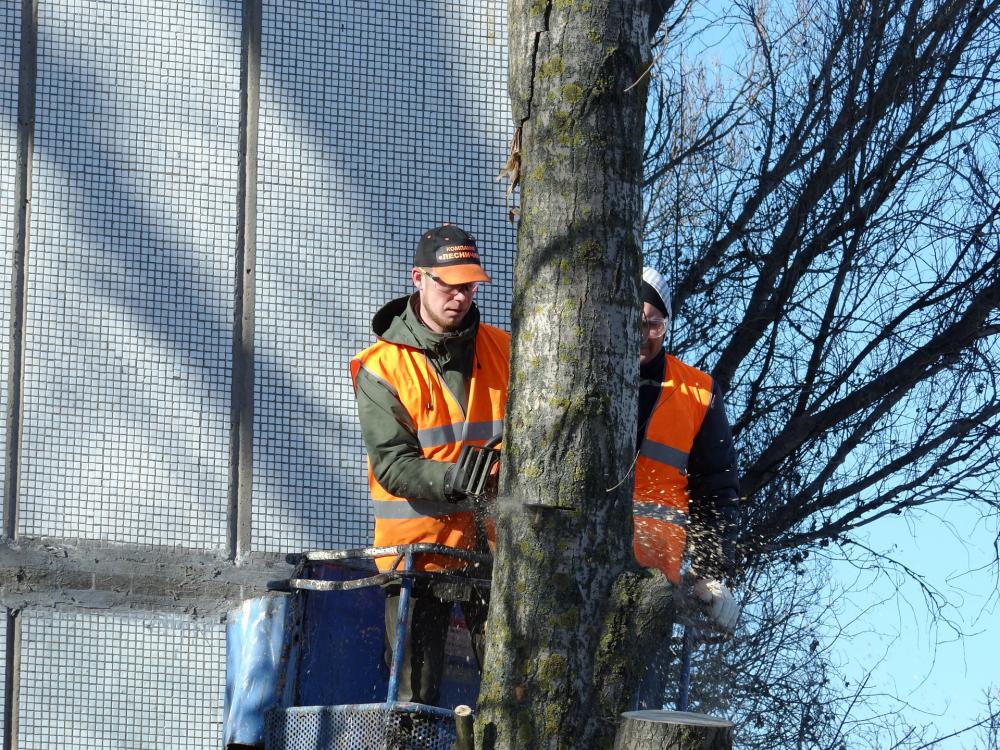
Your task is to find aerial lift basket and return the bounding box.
[224,544,491,750]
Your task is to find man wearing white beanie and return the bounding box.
[632,266,741,708]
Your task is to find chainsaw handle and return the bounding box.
[451,432,502,500]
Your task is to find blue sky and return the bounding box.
[830,503,999,747]
[663,2,1000,744]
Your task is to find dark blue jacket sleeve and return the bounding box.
[686,380,741,578]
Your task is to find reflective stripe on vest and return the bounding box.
[352,323,509,571]
[633,355,712,583]
[638,439,689,474]
[417,418,504,449]
[633,502,689,527]
[372,498,476,519]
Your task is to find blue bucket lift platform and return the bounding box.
[224,544,490,750]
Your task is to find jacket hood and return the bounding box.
[371,293,480,359]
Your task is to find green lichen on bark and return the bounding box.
[538,56,566,79]
[530,0,549,16]
[539,651,569,682]
[576,238,604,265]
[521,464,542,479]
[561,82,585,103]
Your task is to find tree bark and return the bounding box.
[476,2,672,749]
[613,711,734,749]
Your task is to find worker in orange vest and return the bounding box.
[633,266,741,708]
[351,224,509,706]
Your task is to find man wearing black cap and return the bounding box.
[632,266,741,708]
[351,223,509,706]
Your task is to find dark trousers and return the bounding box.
[384,586,488,706]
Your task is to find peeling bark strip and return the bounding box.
[477,3,673,749]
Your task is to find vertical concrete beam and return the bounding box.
[4,0,38,543]
[230,0,261,559]
[3,610,21,750]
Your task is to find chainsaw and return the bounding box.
[451,433,502,500]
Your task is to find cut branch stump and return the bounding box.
[613,710,734,749]
[452,704,474,750]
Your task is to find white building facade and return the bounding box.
[0,0,515,745]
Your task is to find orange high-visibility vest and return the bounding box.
[633,355,713,583]
[351,324,509,571]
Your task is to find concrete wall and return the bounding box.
[0,0,513,745]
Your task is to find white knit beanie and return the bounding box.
[641,266,672,320]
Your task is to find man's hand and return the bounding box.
[448,442,501,502]
[691,578,740,633]
[443,463,469,502]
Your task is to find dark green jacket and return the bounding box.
[353,294,479,503]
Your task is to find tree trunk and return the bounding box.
[476,3,672,749]
[613,711,734,749]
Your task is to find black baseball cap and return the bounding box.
[414,224,491,285]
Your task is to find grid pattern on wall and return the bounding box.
[0,0,19,515]
[19,0,241,548]
[17,610,224,749]
[1,1,516,746]
[253,0,515,553]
